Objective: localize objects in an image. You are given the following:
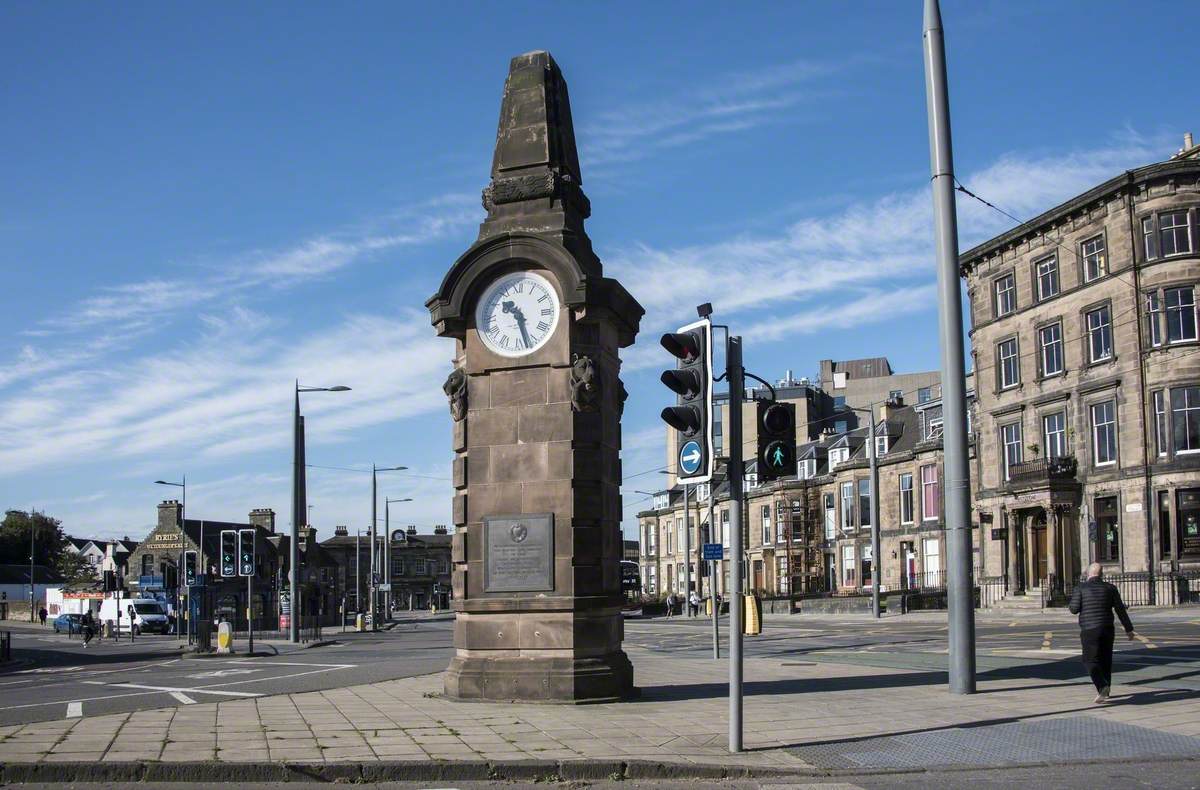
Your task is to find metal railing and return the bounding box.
[1008,455,1078,482]
[977,575,1008,608]
[1043,569,1200,608]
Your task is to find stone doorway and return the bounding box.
[1031,517,1048,588]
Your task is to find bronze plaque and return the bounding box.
[484,513,554,592]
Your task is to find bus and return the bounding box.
[620,561,642,617]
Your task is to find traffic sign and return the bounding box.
[702,543,723,561]
[679,440,703,475]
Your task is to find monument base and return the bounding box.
[444,651,635,703]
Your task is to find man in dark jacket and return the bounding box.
[1068,562,1135,703]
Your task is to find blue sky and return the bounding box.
[2,1,1196,542]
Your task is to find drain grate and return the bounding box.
[789,716,1200,770]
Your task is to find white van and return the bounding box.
[98,597,170,634]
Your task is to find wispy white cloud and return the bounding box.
[580,59,838,169]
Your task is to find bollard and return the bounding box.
[216,621,233,654]
[356,614,365,632]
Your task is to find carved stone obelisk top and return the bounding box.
[427,51,642,702]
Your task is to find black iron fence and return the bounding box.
[1044,570,1200,608]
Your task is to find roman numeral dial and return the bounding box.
[474,270,561,357]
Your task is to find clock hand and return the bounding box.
[513,310,532,349]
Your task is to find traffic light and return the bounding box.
[220,530,237,578]
[103,570,117,592]
[660,317,713,484]
[238,529,255,577]
[183,550,197,586]
[757,400,797,481]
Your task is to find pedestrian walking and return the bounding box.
[665,592,675,619]
[1068,562,1136,704]
[81,611,94,648]
[688,590,700,618]
[38,607,47,626]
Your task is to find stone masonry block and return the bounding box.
[452,419,466,452]
[547,366,573,403]
[453,493,467,526]
[468,406,518,447]
[451,532,466,564]
[518,402,572,443]
[452,455,467,489]
[491,443,549,483]
[467,374,491,411]
[489,368,548,408]
[522,479,573,521]
[466,483,523,524]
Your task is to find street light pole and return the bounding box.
[384,497,412,622]
[369,465,407,630]
[291,382,351,643]
[924,0,976,694]
[154,478,187,637]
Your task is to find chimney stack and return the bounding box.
[157,500,182,532]
[334,525,348,537]
[434,524,447,535]
[406,525,417,536]
[1186,132,1194,150]
[248,508,276,533]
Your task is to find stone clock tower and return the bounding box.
[426,51,643,702]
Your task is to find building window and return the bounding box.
[833,395,846,409]
[1165,286,1197,344]
[1043,411,1067,459]
[840,482,855,530]
[1082,235,1106,282]
[1171,386,1200,454]
[799,458,816,479]
[678,519,685,554]
[647,565,656,595]
[875,435,888,457]
[1095,495,1119,562]
[1160,490,1172,559]
[1086,305,1113,363]
[998,338,1019,389]
[861,544,874,589]
[918,386,933,404]
[921,464,939,521]
[834,420,848,434]
[828,446,849,470]
[823,493,836,540]
[899,473,914,525]
[1177,489,1200,559]
[647,523,656,554]
[721,510,730,548]
[761,505,771,546]
[1154,390,1168,456]
[777,555,790,595]
[922,538,941,586]
[1143,216,1156,259]
[995,273,1016,317]
[665,522,672,556]
[858,479,871,528]
[1091,400,1117,466]
[1160,210,1192,257]
[1001,422,1022,480]
[842,545,856,587]
[1035,255,1059,301]
[141,555,153,576]
[889,389,903,400]
[1038,322,1064,377]
[1146,291,1164,347]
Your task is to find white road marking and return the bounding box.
[101,682,261,698]
[169,692,196,705]
[65,702,82,718]
[185,668,261,679]
[17,666,85,674]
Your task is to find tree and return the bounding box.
[0,510,67,567]
[56,551,96,586]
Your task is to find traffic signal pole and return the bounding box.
[682,484,691,603]
[726,334,745,754]
[924,0,976,694]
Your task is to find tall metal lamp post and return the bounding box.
[384,497,412,621]
[292,383,351,642]
[847,406,882,618]
[369,465,406,629]
[154,477,187,635]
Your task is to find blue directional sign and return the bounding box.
[679,440,703,476]
[702,543,723,561]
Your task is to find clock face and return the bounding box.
[474,270,560,357]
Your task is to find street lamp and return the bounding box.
[369,465,406,629]
[292,382,351,643]
[846,404,882,618]
[154,478,187,637]
[384,497,413,619]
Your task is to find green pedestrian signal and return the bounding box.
[757,401,797,481]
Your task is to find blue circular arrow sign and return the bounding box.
[679,440,703,475]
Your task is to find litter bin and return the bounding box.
[196,621,212,652]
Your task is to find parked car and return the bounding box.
[52,613,85,634]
